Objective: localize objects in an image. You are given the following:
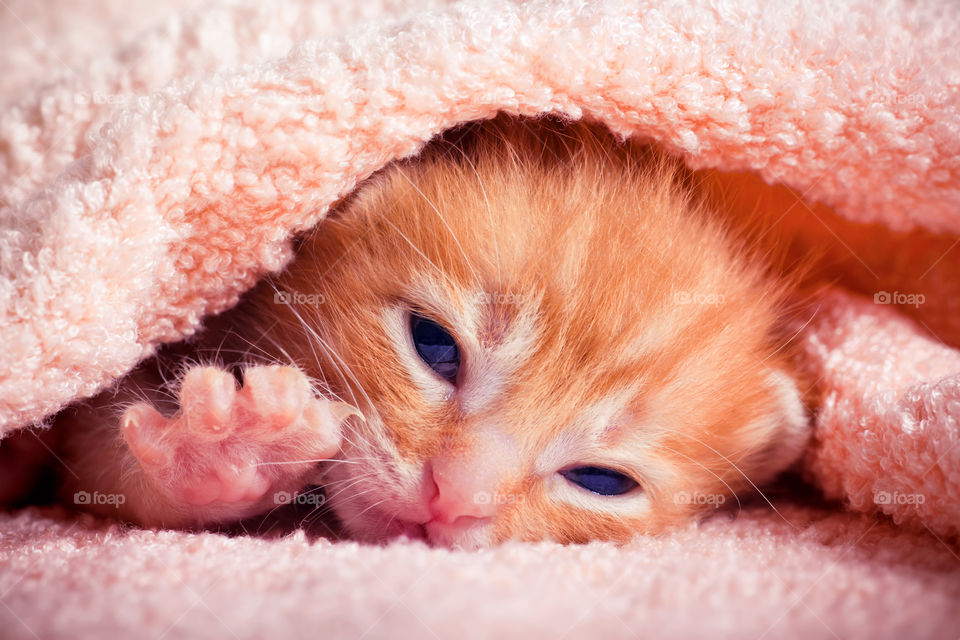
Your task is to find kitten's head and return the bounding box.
[268,116,809,548]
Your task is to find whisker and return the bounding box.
[393,164,484,291]
[653,442,743,515]
[444,136,501,284]
[254,458,361,467]
[651,428,800,528]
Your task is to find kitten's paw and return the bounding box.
[121,365,360,513]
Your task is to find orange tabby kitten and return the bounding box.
[58,115,810,548]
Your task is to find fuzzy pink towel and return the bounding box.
[2,503,959,640]
[1,0,959,637]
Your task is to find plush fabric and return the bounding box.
[1,0,959,637]
[1,503,959,640]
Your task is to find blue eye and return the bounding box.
[410,313,460,383]
[560,466,639,496]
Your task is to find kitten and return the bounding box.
[57,115,810,548]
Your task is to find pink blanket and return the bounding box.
[1,0,959,637]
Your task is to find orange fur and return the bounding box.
[54,115,810,544]
[229,114,813,546]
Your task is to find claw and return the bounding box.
[122,403,172,470]
[328,401,365,424]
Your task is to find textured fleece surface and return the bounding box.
[1,0,959,637]
[1,504,959,640]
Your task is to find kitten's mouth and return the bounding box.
[391,517,493,550]
[395,519,429,541]
[342,493,494,548]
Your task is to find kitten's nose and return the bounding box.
[428,456,500,524]
[427,430,519,525]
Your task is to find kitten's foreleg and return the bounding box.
[59,364,357,528]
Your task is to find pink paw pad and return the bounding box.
[121,365,360,510]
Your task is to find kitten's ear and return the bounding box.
[741,368,812,484]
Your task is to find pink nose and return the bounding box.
[428,456,500,524]
[426,430,520,525]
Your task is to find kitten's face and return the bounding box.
[264,117,809,548]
